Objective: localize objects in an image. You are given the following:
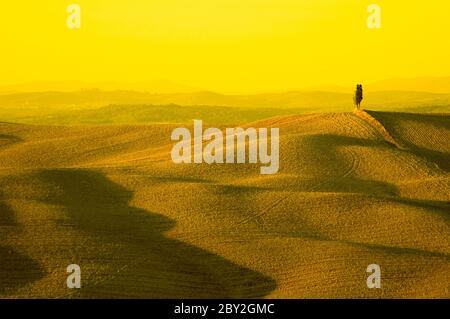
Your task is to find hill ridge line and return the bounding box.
[353,109,404,149]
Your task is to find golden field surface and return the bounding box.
[0,111,449,298]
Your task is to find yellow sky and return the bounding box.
[1,0,450,93]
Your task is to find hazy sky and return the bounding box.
[2,0,450,92]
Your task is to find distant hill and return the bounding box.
[0,80,198,95]
[3,76,450,95]
[0,89,449,125]
[1,89,450,109]
[367,77,450,94]
[0,90,351,109]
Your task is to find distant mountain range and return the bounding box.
[0,77,449,125]
[367,77,450,94]
[0,80,198,95]
[2,76,450,95]
[0,89,448,111]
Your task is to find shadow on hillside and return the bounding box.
[392,197,450,224]
[280,222,450,260]
[0,247,45,295]
[0,202,17,226]
[342,238,450,259]
[368,111,450,131]
[222,177,397,197]
[0,134,22,148]
[367,111,450,171]
[282,134,400,196]
[0,203,45,295]
[142,175,213,184]
[38,169,275,298]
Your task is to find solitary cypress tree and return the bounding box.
[354,84,363,110]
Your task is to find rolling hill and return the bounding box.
[0,111,449,298]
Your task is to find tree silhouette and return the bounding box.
[354,84,363,110]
